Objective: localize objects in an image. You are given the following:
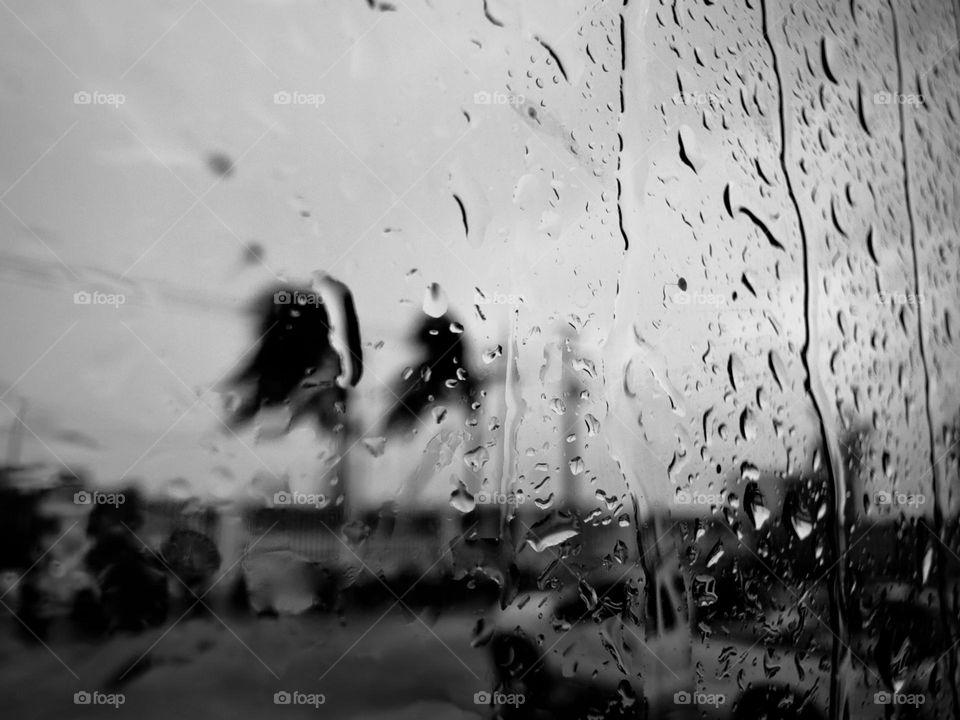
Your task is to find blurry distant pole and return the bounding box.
[497,311,520,540]
[334,398,356,521]
[560,329,583,511]
[5,399,26,467]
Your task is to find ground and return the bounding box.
[0,609,494,719]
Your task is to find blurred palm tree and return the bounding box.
[223,277,363,434]
[383,312,478,435]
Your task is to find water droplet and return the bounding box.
[463,446,490,471]
[449,482,475,514]
[705,540,725,568]
[422,282,448,318]
[355,436,385,459]
[527,527,580,552]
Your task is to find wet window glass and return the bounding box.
[2,1,960,718]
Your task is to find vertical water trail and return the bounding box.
[759,3,849,718]
[617,1,629,252]
[953,0,960,59]
[499,310,525,540]
[888,1,960,713]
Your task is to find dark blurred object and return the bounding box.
[14,577,50,641]
[161,528,221,608]
[384,312,477,433]
[85,488,145,540]
[872,600,941,693]
[83,488,168,632]
[98,553,168,632]
[731,684,825,720]
[0,470,57,571]
[70,586,108,636]
[491,631,643,719]
[206,151,235,178]
[224,278,363,433]
[0,469,58,641]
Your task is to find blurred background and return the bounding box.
[2,0,960,718]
